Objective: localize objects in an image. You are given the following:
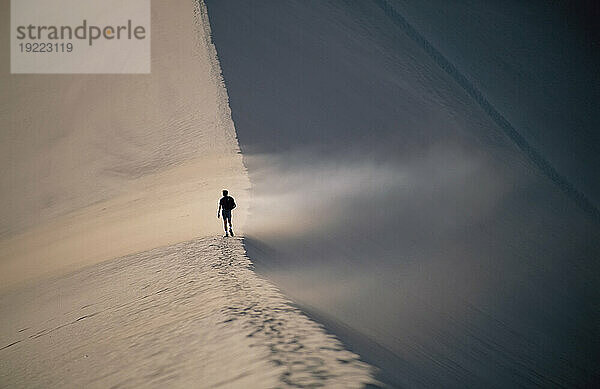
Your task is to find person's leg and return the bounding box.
[223,216,228,234]
[227,215,234,235]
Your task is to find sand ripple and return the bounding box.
[0,237,376,388]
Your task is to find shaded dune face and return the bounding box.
[1,3,379,386]
[386,0,600,206]
[205,0,600,387]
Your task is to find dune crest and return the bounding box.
[0,0,249,288]
[0,237,376,388]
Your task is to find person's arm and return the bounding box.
[217,200,221,218]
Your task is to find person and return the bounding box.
[217,189,236,237]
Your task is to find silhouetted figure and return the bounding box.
[217,189,236,237]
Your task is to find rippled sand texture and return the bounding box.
[0,237,376,388]
[0,0,249,288]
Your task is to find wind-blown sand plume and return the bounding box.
[1,1,377,386]
[0,0,249,288]
[0,237,376,388]
[205,1,600,387]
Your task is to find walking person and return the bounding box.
[217,189,236,237]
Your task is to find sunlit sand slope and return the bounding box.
[0,0,249,288]
[0,237,376,388]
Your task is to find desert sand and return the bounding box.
[1,237,375,388]
[0,0,247,287]
[1,1,376,387]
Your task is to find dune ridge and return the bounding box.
[0,237,376,388]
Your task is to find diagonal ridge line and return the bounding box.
[374,0,600,223]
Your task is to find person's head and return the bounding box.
[222,189,228,196]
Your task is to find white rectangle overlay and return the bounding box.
[11,0,150,73]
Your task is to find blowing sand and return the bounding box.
[0,1,378,386]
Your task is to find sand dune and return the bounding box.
[0,0,249,288]
[0,237,376,388]
[0,1,378,387]
[206,1,600,386]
